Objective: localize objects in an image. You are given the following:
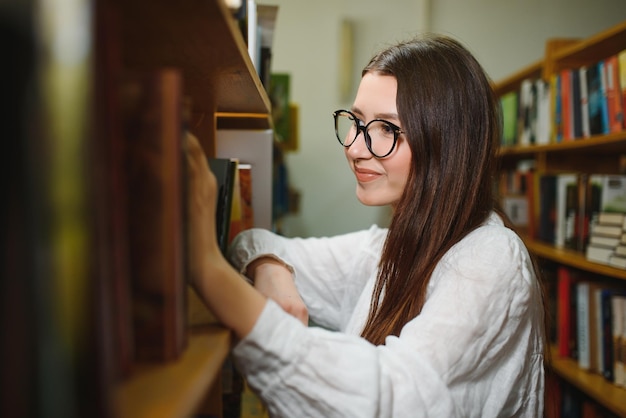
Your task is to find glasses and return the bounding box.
[333,109,404,158]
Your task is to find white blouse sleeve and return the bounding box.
[231,224,545,418]
[227,226,387,330]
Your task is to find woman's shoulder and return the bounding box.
[446,212,531,276]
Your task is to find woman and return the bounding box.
[187,34,545,417]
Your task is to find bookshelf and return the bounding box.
[494,20,626,417]
[97,0,273,417]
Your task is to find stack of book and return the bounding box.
[586,211,626,266]
[584,174,626,268]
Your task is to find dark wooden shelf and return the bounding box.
[112,0,271,128]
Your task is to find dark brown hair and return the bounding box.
[360,35,503,344]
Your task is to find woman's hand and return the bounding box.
[185,133,222,286]
[247,258,309,326]
[185,133,267,339]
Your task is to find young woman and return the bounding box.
[187,34,545,417]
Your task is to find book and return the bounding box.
[535,78,552,145]
[551,72,563,143]
[577,281,591,370]
[560,69,573,141]
[573,174,602,252]
[228,159,243,243]
[613,295,626,386]
[518,78,536,145]
[238,164,255,231]
[598,211,626,225]
[585,244,615,264]
[591,223,622,237]
[579,66,591,138]
[208,158,237,254]
[539,174,557,244]
[556,174,578,248]
[500,90,518,146]
[587,62,608,136]
[599,174,626,213]
[619,50,626,131]
[122,69,187,362]
[557,267,578,358]
[571,68,583,139]
[216,129,274,230]
[604,55,623,133]
[589,234,620,248]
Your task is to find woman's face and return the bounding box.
[345,73,413,207]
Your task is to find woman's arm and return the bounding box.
[185,133,266,339]
[246,257,309,325]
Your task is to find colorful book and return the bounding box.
[619,50,626,131]
[587,62,609,136]
[605,55,624,133]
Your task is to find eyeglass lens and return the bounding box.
[334,111,397,157]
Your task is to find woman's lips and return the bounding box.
[354,166,381,183]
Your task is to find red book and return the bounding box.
[560,69,573,141]
[604,55,623,133]
[618,50,626,130]
[557,266,577,357]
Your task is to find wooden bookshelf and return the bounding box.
[494,19,626,417]
[99,1,273,417]
[115,326,231,418]
[524,238,626,281]
[550,346,626,418]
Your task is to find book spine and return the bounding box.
[123,69,187,362]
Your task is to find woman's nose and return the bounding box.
[345,130,372,159]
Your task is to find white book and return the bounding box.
[591,223,623,237]
[598,211,625,225]
[535,79,552,145]
[601,175,626,213]
[614,296,626,387]
[555,174,578,248]
[590,235,620,248]
[577,282,591,370]
[586,244,614,264]
[579,66,590,138]
[609,255,626,269]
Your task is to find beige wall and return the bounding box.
[265,0,626,238]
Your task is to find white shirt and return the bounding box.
[227,213,545,417]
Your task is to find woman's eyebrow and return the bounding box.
[350,106,399,121]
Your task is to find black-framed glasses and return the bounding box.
[332,109,404,158]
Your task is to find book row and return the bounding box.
[551,266,626,388]
[500,168,626,266]
[500,49,626,147]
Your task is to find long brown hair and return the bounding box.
[360,35,502,345]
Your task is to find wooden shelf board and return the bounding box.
[115,326,231,418]
[553,20,626,67]
[524,238,626,281]
[492,59,543,96]
[550,347,626,417]
[498,131,626,159]
[113,0,271,117]
[216,112,273,130]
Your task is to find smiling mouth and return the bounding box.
[354,166,381,182]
